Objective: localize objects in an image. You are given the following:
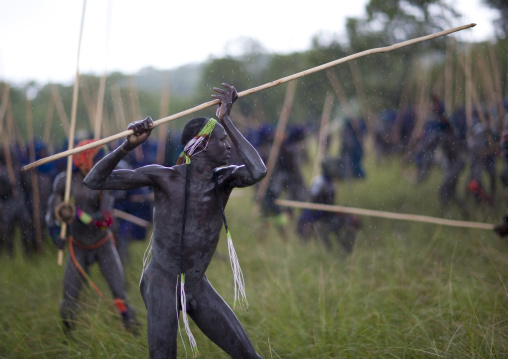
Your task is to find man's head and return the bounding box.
[73,139,107,175]
[177,117,230,166]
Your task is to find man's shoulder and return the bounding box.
[52,171,67,187]
[137,163,186,180]
[136,163,178,172]
[50,170,76,193]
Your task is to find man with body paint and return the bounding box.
[46,140,138,334]
[84,83,266,358]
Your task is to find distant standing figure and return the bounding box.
[430,94,467,213]
[298,157,360,253]
[339,118,366,179]
[466,120,496,204]
[0,146,36,257]
[46,140,138,334]
[493,129,508,236]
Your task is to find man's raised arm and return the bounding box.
[84,117,153,189]
[213,83,267,183]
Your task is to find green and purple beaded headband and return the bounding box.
[176,118,217,165]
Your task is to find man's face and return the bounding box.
[204,124,231,167]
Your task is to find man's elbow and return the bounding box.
[254,166,267,182]
[261,166,267,179]
[83,175,103,190]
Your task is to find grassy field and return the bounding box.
[1,151,508,358]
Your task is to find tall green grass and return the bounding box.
[1,154,507,358]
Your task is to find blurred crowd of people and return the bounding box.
[3,92,508,261]
[244,92,508,250]
[0,113,367,260]
[245,119,365,254]
[0,132,158,261]
[375,94,508,217]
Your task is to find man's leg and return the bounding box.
[17,199,37,256]
[190,277,262,359]
[60,247,86,334]
[314,221,332,249]
[140,262,179,359]
[97,239,138,332]
[486,156,496,197]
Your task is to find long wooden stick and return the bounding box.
[6,100,25,152]
[26,98,43,251]
[22,23,476,172]
[488,43,505,126]
[505,52,508,101]
[80,76,96,129]
[94,72,107,139]
[326,68,365,155]
[128,76,144,163]
[348,57,370,122]
[393,59,415,144]
[156,74,171,164]
[252,80,297,216]
[0,131,18,198]
[42,94,56,146]
[93,0,112,139]
[111,82,127,133]
[101,108,111,137]
[405,63,429,154]
[465,43,473,137]
[1,92,20,199]
[310,92,334,181]
[275,199,494,230]
[0,86,15,189]
[0,84,10,129]
[326,68,354,118]
[449,39,490,140]
[50,84,70,136]
[58,0,87,266]
[113,209,151,228]
[476,51,496,117]
[444,39,454,114]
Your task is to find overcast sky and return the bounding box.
[0,0,499,85]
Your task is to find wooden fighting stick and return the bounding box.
[22,23,477,172]
[310,92,334,182]
[251,80,297,217]
[25,97,44,251]
[275,199,494,230]
[58,0,87,266]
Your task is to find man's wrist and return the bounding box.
[120,142,133,154]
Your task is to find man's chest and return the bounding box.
[72,180,102,209]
